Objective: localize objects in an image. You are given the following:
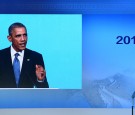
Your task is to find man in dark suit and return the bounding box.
[0,22,49,88]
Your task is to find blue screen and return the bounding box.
[0,0,135,109]
[0,14,82,89]
[83,14,135,108]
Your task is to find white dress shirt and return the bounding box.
[10,45,24,72]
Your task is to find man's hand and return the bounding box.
[35,64,46,81]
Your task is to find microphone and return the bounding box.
[132,91,135,99]
[132,92,135,115]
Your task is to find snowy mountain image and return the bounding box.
[83,73,135,108]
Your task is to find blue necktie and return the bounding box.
[13,53,20,86]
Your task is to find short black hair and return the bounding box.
[8,22,27,35]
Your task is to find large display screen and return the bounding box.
[0,14,82,89]
[0,0,135,109]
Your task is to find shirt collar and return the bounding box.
[10,45,24,57]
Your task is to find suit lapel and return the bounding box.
[21,49,31,73]
[4,47,16,86]
[19,49,32,85]
[5,48,13,70]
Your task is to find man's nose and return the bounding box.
[20,35,26,41]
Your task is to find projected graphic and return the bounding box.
[83,14,135,108]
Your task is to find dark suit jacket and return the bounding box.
[0,47,49,88]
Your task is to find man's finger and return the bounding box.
[36,65,44,69]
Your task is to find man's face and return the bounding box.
[8,27,27,52]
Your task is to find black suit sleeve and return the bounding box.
[33,53,49,88]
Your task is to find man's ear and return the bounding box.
[7,35,12,42]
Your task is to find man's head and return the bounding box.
[8,22,28,52]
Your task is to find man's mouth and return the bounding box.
[19,43,26,47]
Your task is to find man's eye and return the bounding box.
[15,34,27,38]
[23,34,27,37]
[15,35,21,38]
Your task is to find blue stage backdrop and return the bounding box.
[83,14,135,108]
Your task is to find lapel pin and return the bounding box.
[27,59,30,61]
